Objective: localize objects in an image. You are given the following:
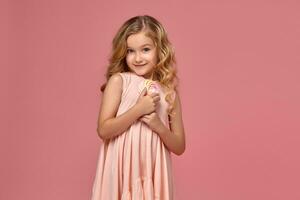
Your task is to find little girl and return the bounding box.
[91,15,185,200]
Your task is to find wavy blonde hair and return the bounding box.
[100,15,179,117]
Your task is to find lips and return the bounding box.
[135,64,146,67]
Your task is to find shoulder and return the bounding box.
[104,73,123,92]
[107,73,122,85]
[109,73,122,81]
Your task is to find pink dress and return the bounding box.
[91,72,174,200]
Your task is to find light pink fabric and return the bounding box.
[91,72,174,200]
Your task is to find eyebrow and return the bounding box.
[127,44,152,49]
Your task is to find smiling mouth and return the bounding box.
[135,64,146,67]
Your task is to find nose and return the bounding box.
[134,52,143,63]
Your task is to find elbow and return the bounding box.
[97,127,108,140]
[173,144,185,156]
[174,147,185,156]
[97,124,116,140]
[97,119,117,140]
[97,119,113,140]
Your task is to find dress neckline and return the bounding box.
[126,71,153,80]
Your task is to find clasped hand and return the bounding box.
[136,88,164,133]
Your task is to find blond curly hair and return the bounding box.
[100,15,179,117]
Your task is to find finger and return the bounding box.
[149,92,159,97]
[140,117,148,123]
[142,114,151,119]
[153,96,160,102]
[149,92,159,98]
[140,88,147,96]
[148,111,156,115]
[142,114,149,119]
[140,117,145,122]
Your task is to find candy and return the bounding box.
[139,79,159,94]
[148,82,159,94]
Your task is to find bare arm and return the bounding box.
[97,74,143,140]
[156,92,186,155]
[139,91,186,155]
[97,73,161,140]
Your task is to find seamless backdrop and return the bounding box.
[1,0,300,199]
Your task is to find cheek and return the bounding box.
[125,55,132,64]
[147,52,157,63]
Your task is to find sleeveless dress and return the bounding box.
[91,72,174,200]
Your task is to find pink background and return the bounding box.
[2,0,300,199]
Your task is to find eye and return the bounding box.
[127,49,133,54]
[143,48,151,52]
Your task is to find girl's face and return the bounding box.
[126,32,158,79]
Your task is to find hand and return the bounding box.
[140,112,164,133]
[135,88,160,116]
